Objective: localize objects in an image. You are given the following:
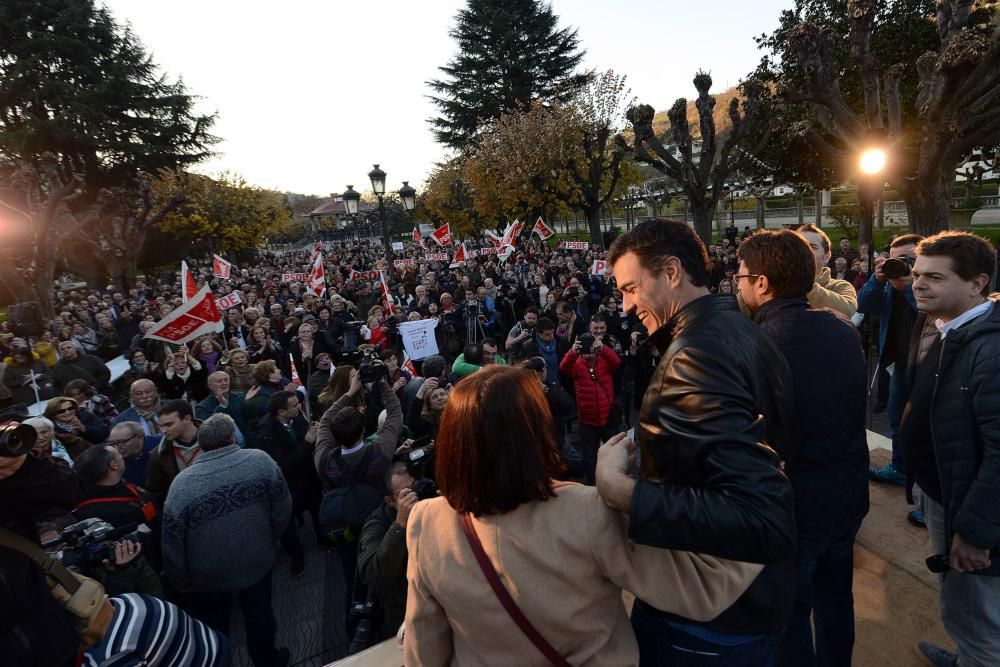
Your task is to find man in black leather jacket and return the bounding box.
[596,219,797,665]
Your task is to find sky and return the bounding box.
[101,0,793,198]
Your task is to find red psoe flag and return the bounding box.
[500,219,522,248]
[212,254,233,279]
[306,252,326,298]
[449,242,468,268]
[532,216,555,241]
[181,261,198,302]
[289,353,302,386]
[145,284,224,345]
[379,270,397,316]
[430,222,452,246]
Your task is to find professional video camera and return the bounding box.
[43,518,151,572]
[357,346,388,384]
[882,254,916,280]
[341,320,366,356]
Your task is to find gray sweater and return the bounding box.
[162,445,291,592]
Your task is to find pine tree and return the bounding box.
[428,0,589,149]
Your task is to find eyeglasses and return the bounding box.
[56,406,75,414]
[107,434,139,448]
[732,274,760,282]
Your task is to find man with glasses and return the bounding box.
[106,420,161,487]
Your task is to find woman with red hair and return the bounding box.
[404,366,762,666]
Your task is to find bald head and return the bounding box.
[130,379,158,411]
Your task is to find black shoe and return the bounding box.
[275,646,291,667]
[914,641,957,667]
[291,556,305,579]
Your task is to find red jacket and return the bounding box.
[559,345,620,426]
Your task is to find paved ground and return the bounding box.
[222,369,949,667]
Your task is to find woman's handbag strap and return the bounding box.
[459,513,571,667]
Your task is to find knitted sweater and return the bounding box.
[162,445,291,592]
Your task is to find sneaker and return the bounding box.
[291,556,305,579]
[914,641,957,667]
[908,508,927,528]
[869,463,906,486]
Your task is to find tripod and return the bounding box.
[465,299,486,344]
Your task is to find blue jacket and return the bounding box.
[752,298,870,536]
[195,392,253,447]
[857,275,916,361]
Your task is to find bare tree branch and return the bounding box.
[848,0,884,129]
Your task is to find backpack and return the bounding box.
[318,445,383,543]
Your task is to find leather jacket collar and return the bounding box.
[750,298,809,325]
[648,293,736,354]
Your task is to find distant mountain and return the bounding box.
[651,85,740,141]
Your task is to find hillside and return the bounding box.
[651,85,740,141]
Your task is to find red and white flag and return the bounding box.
[212,254,233,279]
[310,241,323,263]
[145,284,223,345]
[306,252,326,298]
[485,230,503,247]
[181,261,198,302]
[379,270,397,316]
[532,216,555,241]
[401,350,419,377]
[411,227,426,248]
[289,353,302,386]
[500,219,522,248]
[430,222,452,246]
[449,242,468,268]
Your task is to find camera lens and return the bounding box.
[882,257,912,280]
[0,422,37,458]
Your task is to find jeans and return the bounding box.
[887,364,908,471]
[183,569,281,667]
[920,487,1000,667]
[631,600,778,666]
[577,418,620,484]
[777,520,862,667]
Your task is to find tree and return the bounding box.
[617,72,767,244]
[0,0,217,307]
[428,0,589,149]
[418,159,481,238]
[769,0,999,236]
[155,172,290,258]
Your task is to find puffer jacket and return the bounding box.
[559,345,619,426]
[628,294,797,635]
[919,301,1000,574]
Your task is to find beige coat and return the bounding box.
[404,482,762,666]
[736,267,857,318]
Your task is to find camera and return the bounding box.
[411,476,439,501]
[0,417,37,458]
[579,333,596,354]
[347,597,381,655]
[44,518,151,571]
[882,254,916,279]
[357,346,388,384]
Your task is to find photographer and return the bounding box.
[1,418,85,666]
[70,445,163,597]
[314,369,403,618]
[504,306,539,361]
[357,462,419,641]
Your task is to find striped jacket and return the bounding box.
[83,594,228,666]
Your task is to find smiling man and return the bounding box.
[596,218,797,665]
[900,231,1000,667]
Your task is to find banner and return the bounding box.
[424,253,448,261]
[561,241,590,250]
[532,216,555,241]
[485,230,503,247]
[391,241,405,251]
[431,222,452,246]
[393,258,415,269]
[498,245,516,263]
[590,259,609,277]
[145,284,223,344]
[306,252,326,297]
[399,318,439,360]
[281,273,309,283]
[212,254,233,279]
[181,261,198,302]
[350,269,381,282]
[217,291,243,310]
[478,246,499,255]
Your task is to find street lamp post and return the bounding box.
[341,185,361,242]
[367,164,392,258]
[858,129,888,278]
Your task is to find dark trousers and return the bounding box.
[280,519,304,562]
[887,365,908,471]
[183,570,280,667]
[335,539,362,624]
[631,601,778,666]
[777,519,862,667]
[577,418,619,484]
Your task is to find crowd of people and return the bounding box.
[1,218,997,667]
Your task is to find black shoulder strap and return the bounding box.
[0,526,80,594]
